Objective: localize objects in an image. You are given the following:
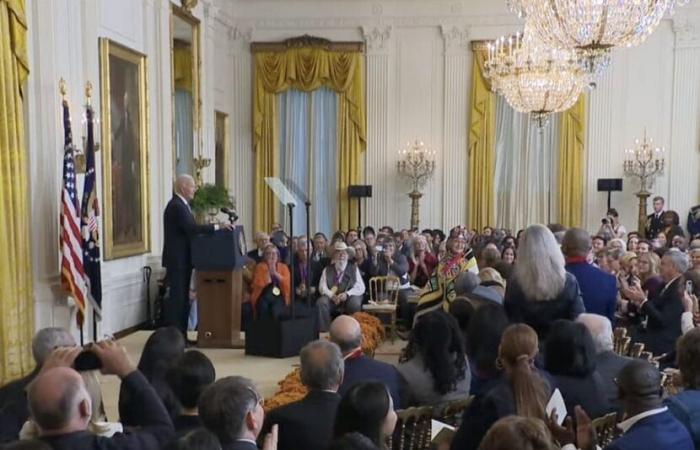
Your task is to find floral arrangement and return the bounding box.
[263,312,385,412]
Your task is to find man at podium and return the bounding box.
[162,174,234,338]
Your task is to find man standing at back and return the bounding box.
[162,174,233,337]
[646,196,666,239]
[329,315,405,409]
[563,228,617,324]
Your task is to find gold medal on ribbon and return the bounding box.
[272,286,281,296]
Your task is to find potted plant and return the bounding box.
[190,184,233,223]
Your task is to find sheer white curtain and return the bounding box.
[278,87,338,237]
[493,96,560,231]
[174,89,193,176]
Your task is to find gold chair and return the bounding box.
[629,342,645,359]
[591,412,619,448]
[613,327,631,356]
[362,276,401,342]
[437,396,474,427]
[389,406,434,450]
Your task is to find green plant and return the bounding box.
[190,183,233,215]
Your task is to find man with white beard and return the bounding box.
[316,242,366,331]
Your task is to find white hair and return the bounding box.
[576,313,613,353]
[664,248,690,274]
[513,224,566,301]
[174,174,194,195]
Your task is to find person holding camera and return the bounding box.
[597,208,627,240]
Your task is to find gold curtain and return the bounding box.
[173,44,192,92]
[558,96,586,227]
[252,47,366,232]
[0,0,34,384]
[468,47,496,230]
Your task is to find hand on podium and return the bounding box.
[219,221,235,230]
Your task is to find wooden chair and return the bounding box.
[613,327,631,356]
[363,276,401,342]
[389,406,434,450]
[437,396,474,427]
[591,412,619,448]
[629,342,645,358]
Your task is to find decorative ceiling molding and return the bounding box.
[672,17,700,49]
[362,25,392,54]
[441,24,470,54]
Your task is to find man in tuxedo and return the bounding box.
[261,340,343,450]
[625,249,688,356]
[199,376,277,450]
[646,196,666,239]
[162,174,233,336]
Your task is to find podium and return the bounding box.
[191,226,247,348]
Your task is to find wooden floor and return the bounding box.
[102,330,402,420]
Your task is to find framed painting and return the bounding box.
[99,38,150,260]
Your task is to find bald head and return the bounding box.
[329,315,362,354]
[576,313,613,354]
[454,272,479,296]
[562,228,592,258]
[28,367,91,435]
[299,340,344,391]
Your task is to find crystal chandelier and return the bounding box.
[623,129,665,192]
[485,31,588,127]
[508,0,690,79]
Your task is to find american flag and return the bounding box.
[60,99,89,326]
[81,104,103,321]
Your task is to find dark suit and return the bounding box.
[595,350,634,411]
[162,195,215,333]
[292,255,324,302]
[221,440,258,450]
[552,372,613,420]
[247,248,264,264]
[39,371,174,450]
[566,261,618,324]
[339,354,405,409]
[633,277,684,356]
[261,390,340,450]
[173,415,202,437]
[605,410,693,450]
[0,370,37,443]
[646,211,665,239]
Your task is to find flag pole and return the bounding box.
[85,81,98,344]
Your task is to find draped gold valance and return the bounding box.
[173,43,193,92]
[252,43,366,233]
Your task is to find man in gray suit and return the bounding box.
[577,313,634,411]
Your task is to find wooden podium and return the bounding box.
[191,227,247,348]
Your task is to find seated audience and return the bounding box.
[592,235,606,253]
[504,225,585,341]
[330,315,404,409]
[352,240,373,292]
[501,246,516,265]
[261,340,344,450]
[246,232,270,264]
[293,237,323,304]
[119,326,184,426]
[397,311,470,408]
[408,235,438,288]
[466,303,509,396]
[671,235,688,251]
[166,350,216,436]
[250,244,291,319]
[478,268,507,298]
[604,247,625,276]
[333,382,397,450]
[451,324,552,450]
[478,416,557,450]
[662,210,686,245]
[369,239,413,323]
[346,229,359,246]
[478,245,501,270]
[454,272,503,306]
[449,299,475,349]
[198,376,277,450]
[29,342,174,450]
[164,428,222,450]
[576,313,633,412]
[318,243,366,332]
[637,239,652,255]
[270,230,290,262]
[312,232,330,264]
[0,328,76,443]
[544,320,612,419]
[624,249,687,356]
[664,328,700,446]
[563,228,617,324]
[627,235,640,253]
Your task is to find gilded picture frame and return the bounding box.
[99,38,151,260]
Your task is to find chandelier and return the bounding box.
[397,140,436,192]
[485,31,588,127]
[623,129,665,192]
[507,0,690,78]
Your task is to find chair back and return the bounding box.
[629,342,645,358]
[369,276,401,304]
[613,327,631,356]
[389,406,433,450]
[591,412,619,447]
[437,396,474,427]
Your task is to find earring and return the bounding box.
[495,357,504,370]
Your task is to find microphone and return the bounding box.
[220,207,239,222]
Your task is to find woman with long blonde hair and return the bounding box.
[504,225,584,340]
[450,324,552,450]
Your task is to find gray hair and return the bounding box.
[562,228,592,258]
[32,328,76,366]
[174,174,195,195]
[576,313,613,353]
[454,272,479,295]
[198,376,259,444]
[513,225,566,301]
[300,340,344,391]
[664,249,690,274]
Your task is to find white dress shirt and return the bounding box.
[318,265,365,297]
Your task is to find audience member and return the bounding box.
[465,303,509,396]
[164,428,221,450]
[262,340,344,450]
[453,272,503,306]
[544,320,612,419]
[451,324,551,450]
[563,228,617,324]
[662,211,685,245]
[478,268,507,298]
[119,326,184,426]
[627,235,639,253]
[250,244,291,319]
[312,233,330,264]
[478,416,557,450]
[664,328,700,446]
[317,243,366,332]
[688,247,700,273]
[333,382,397,450]
[166,350,216,436]
[30,342,174,450]
[397,311,470,408]
[408,235,438,288]
[592,236,606,253]
[478,245,501,270]
[598,208,627,239]
[246,232,270,264]
[449,299,475,349]
[501,247,516,265]
[346,229,359,246]
[637,240,651,255]
[330,315,404,409]
[646,196,666,238]
[369,239,412,325]
[0,440,53,450]
[637,252,664,299]
[576,313,633,412]
[328,432,379,450]
[198,377,277,450]
[504,225,585,341]
[0,328,76,443]
[293,236,323,304]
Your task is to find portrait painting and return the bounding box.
[99,38,150,260]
